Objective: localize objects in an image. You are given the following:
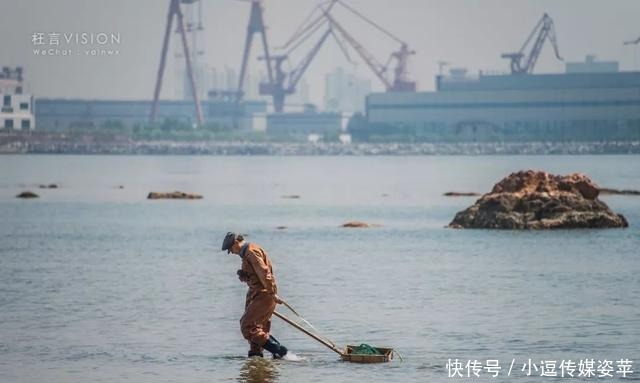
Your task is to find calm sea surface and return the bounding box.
[1,155,639,382]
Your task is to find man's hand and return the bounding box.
[273,294,284,304]
[237,269,249,282]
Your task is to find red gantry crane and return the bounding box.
[502,13,563,75]
[236,0,416,113]
[320,0,416,91]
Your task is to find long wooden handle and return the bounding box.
[281,300,335,348]
[273,311,344,356]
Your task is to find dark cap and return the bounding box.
[221,232,243,253]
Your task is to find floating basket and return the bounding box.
[274,310,398,364]
[340,345,394,364]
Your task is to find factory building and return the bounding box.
[1,67,35,131]
[34,98,267,131]
[266,109,350,141]
[565,55,619,74]
[364,60,640,142]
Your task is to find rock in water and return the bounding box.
[449,170,628,229]
[16,191,39,199]
[443,191,481,197]
[600,188,640,196]
[341,221,381,228]
[147,191,203,200]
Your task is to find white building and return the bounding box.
[324,67,371,113]
[1,67,35,130]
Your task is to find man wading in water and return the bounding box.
[221,232,288,359]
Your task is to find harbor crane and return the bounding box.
[236,0,274,105]
[237,0,338,113]
[258,30,332,113]
[320,0,416,91]
[236,0,416,113]
[257,2,339,113]
[501,13,563,75]
[150,0,204,125]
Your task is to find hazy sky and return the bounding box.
[2,0,639,106]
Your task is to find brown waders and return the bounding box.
[238,243,279,355]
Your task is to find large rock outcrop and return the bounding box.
[449,170,628,229]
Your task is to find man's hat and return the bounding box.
[221,232,241,253]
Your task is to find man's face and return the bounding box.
[229,241,241,255]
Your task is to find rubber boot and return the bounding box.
[248,343,264,358]
[262,335,287,359]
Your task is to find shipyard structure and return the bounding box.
[35,97,267,131]
[4,2,639,145]
[363,61,640,142]
[14,57,640,144]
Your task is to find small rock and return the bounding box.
[444,192,480,197]
[276,226,288,230]
[600,188,640,196]
[147,191,203,200]
[341,221,380,228]
[17,191,39,199]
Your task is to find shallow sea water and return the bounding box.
[1,155,639,382]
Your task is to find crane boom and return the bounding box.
[285,16,327,57]
[280,0,337,50]
[624,36,640,45]
[335,0,404,45]
[320,2,415,91]
[501,13,563,74]
[259,25,333,112]
[330,28,353,63]
[321,6,393,89]
[288,27,332,91]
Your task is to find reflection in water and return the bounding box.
[237,357,279,383]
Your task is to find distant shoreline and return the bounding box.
[1,135,639,155]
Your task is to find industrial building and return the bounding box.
[565,55,619,74]
[27,1,414,141]
[34,98,267,131]
[266,110,350,141]
[364,61,640,142]
[362,12,639,143]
